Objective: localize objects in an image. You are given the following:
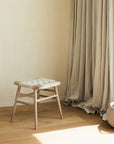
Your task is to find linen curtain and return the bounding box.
[65,0,114,116]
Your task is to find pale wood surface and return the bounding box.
[11,86,21,122]
[54,86,63,119]
[11,85,63,130]
[0,102,114,144]
[36,95,57,102]
[16,100,34,106]
[34,89,38,129]
[19,93,34,98]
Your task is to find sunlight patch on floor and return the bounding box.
[33,125,114,144]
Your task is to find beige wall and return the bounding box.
[0,0,72,107]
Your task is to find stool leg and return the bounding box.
[11,86,21,122]
[54,86,63,119]
[37,89,40,113]
[34,89,38,130]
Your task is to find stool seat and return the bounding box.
[14,78,61,89]
[11,78,63,129]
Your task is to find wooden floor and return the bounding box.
[0,101,114,144]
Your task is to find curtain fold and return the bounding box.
[109,0,114,102]
[65,0,114,116]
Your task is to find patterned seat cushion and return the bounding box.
[14,78,61,89]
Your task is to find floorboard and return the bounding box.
[0,102,114,144]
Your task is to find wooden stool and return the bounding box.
[11,78,63,129]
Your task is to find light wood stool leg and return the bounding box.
[34,89,38,130]
[11,86,21,122]
[37,89,40,113]
[54,86,63,119]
